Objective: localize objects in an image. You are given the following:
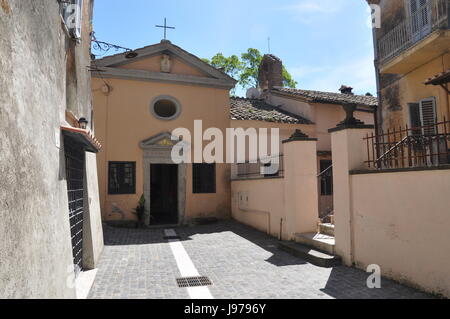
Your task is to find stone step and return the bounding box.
[278,241,341,268]
[294,232,335,255]
[319,223,335,236]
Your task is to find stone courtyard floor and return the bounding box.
[88,220,431,299]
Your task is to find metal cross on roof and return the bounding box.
[155,18,175,40]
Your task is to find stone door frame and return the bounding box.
[140,132,187,226]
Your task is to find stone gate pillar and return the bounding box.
[329,104,375,265]
[282,130,319,240]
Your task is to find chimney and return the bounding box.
[258,54,283,91]
[339,85,354,95]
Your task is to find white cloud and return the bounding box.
[288,54,377,95]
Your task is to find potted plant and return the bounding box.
[133,194,148,228]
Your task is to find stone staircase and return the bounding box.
[278,222,341,268]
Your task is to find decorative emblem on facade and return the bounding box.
[157,138,175,146]
[161,54,172,73]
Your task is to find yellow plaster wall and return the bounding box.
[93,77,231,222]
[381,53,450,131]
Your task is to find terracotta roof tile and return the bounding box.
[230,97,313,124]
[272,88,378,108]
[425,69,450,85]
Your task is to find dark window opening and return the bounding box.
[193,163,216,194]
[320,160,333,196]
[154,99,177,118]
[409,102,422,135]
[108,162,136,194]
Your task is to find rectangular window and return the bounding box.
[320,160,333,196]
[193,163,216,194]
[108,162,136,194]
[409,103,422,132]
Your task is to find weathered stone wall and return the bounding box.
[0,0,102,298]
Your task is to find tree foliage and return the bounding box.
[203,48,297,94]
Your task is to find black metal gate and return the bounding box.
[64,137,85,275]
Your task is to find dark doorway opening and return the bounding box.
[150,164,178,225]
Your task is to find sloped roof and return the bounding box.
[271,88,378,108]
[91,40,237,89]
[230,97,313,124]
[425,69,450,85]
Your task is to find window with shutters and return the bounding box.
[419,97,437,135]
[108,162,136,194]
[408,0,432,42]
[193,164,216,194]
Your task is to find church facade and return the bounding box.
[92,40,236,225]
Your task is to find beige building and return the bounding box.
[92,39,378,227]
[231,55,377,219]
[368,0,450,133]
[92,40,236,225]
[320,0,450,297]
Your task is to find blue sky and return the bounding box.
[92,0,376,97]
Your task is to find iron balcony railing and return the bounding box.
[235,154,284,179]
[364,119,450,169]
[378,0,449,65]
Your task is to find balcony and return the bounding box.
[378,0,449,74]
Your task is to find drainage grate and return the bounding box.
[176,276,212,288]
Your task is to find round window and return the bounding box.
[150,96,181,120]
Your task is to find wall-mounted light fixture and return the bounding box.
[78,117,88,130]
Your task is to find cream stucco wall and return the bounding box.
[232,139,319,241]
[232,178,286,238]
[267,94,375,151]
[93,72,232,222]
[349,169,450,297]
[331,126,450,297]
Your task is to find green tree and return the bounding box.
[203,48,297,94]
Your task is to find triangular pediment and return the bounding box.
[92,40,237,89]
[140,132,190,149]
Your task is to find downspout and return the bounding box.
[443,55,450,121]
[372,22,382,159]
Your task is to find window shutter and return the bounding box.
[409,0,431,40]
[419,97,437,135]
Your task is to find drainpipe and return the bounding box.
[371,21,383,159]
[443,56,450,121]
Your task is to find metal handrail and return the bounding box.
[376,135,410,164]
[317,165,333,178]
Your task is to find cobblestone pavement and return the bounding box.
[88,221,431,299]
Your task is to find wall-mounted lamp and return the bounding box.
[78,117,89,130]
